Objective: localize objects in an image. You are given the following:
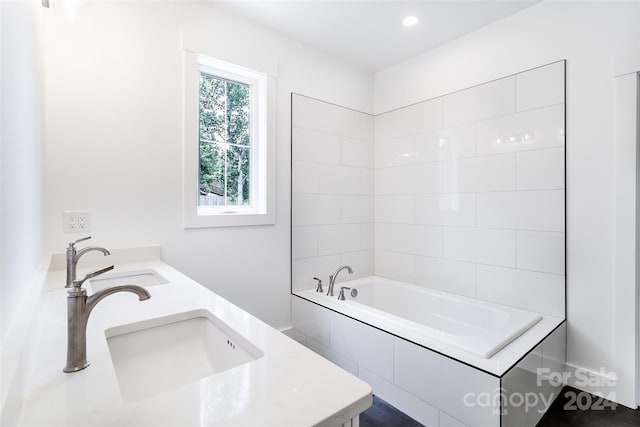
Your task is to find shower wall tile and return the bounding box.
[342,137,374,167]
[375,195,414,224]
[340,251,375,281]
[414,123,476,162]
[516,231,565,275]
[340,195,374,224]
[413,225,445,258]
[292,254,342,292]
[414,256,476,297]
[443,227,475,262]
[372,62,565,316]
[375,136,415,168]
[292,194,341,226]
[414,194,476,226]
[292,161,318,193]
[442,76,516,126]
[292,226,318,259]
[291,95,374,291]
[474,228,516,267]
[389,224,443,257]
[293,63,565,314]
[292,128,341,163]
[476,265,564,317]
[387,97,442,138]
[475,104,564,156]
[476,192,517,229]
[443,227,516,268]
[457,154,516,193]
[516,190,565,232]
[389,163,440,194]
[318,224,362,255]
[360,224,375,250]
[361,114,375,142]
[374,114,390,142]
[374,168,390,195]
[375,223,391,251]
[318,164,362,194]
[318,101,363,139]
[516,146,565,190]
[516,61,565,112]
[292,95,320,130]
[375,250,414,283]
[360,168,375,194]
[389,224,418,254]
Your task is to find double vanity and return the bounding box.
[6,245,371,426]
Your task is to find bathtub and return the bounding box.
[295,276,542,359]
[292,276,565,426]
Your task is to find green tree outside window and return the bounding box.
[199,73,250,206]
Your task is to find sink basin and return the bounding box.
[90,269,169,292]
[105,310,264,401]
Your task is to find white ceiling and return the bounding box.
[217,1,541,71]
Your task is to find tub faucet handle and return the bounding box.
[338,286,351,301]
[313,277,323,293]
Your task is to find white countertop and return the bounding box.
[14,257,372,426]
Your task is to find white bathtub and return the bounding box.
[295,276,542,359]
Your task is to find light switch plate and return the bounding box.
[63,211,91,233]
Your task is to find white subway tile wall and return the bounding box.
[292,95,375,291]
[292,61,565,317]
[373,62,565,317]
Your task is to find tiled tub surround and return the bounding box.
[373,60,566,317]
[291,295,566,427]
[291,61,566,426]
[293,61,565,316]
[291,95,375,292]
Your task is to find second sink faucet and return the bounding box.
[327,265,353,297]
[66,236,111,288]
[63,237,151,372]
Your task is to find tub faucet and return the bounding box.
[63,240,151,373]
[327,265,353,297]
[65,236,111,288]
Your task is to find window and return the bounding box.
[183,53,275,228]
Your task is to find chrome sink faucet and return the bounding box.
[63,237,151,373]
[327,265,353,297]
[65,236,111,289]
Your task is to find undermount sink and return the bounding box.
[89,269,169,292]
[105,310,265,401]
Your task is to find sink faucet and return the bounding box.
[63,239,151,373]
[66,236,111,288]
[327,265,353,297]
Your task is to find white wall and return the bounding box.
[43,1,373,329]
[374,0,640,404]
[1,0,45,342]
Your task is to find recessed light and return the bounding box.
[402,16,419,27]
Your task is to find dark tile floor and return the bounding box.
[360,387,640,427]
[537,386,640,427]
[359,395,423,427]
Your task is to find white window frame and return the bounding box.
[183,52,275,228]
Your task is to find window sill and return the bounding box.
[184,211,275,229]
